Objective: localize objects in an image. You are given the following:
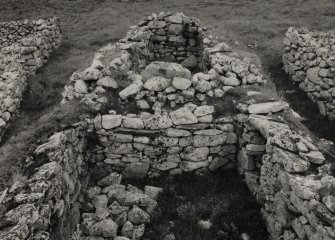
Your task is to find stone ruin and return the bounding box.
[61,12,265,110]
[283,27,335,120]
[0,17,61,141]
[1,13,335,240]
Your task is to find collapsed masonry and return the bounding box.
[283,27,335,120]
[61,12,265,110]
[0,13,335,240]
[0,17,62,141]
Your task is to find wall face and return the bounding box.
[3,13,335,240]
[61,13,267,110]
[0,17,61,74]
[0,124,90,240]
[141,13,204,66]
[236,110,335,240]
[282,27,335,120]
[93,109,237,178]
[0,17,61,141]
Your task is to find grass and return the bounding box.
[127,172,268,240]
[0,102,96,190]
[0,0,334,233]
[0,0,333,190]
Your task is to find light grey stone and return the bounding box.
[181,147,209,161]
[144,114,173,129]
[144,76,171,91]
[101,115,122,129]
[248,102,289,114]
[122,117,144,129]
[172,77,192,90]
[97,76,118,89]
[74,80,88,93]
[166,128,191,137]
[128,205,150,224]
[194,105,215,117]
[81,67,101,81]
[142,62,191,81]
[170,108,198,125]
[144,186,163,200]
[180,161,208,171]
[89,219,118,238]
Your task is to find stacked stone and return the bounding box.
[62,57,119,110]
[0,17,61,75]
[205,42,267,87]
[93,104,237,178]
[0,122,90,240]
[0,18,60,47]
[0,58,27,139]
[282,27,335,120]
[120,59,266,111]
[235,96,335,239]
[128,12,205,66]
[237,119,266,176]
[61,13,266,110]
[0,118,164,240]
[79,173,162,240]
[0,17,61,142]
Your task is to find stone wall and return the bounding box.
[0,119,162,240]
[0,122,90,240]
[3,13,335,240]
[61,13,266,109]
[236,100,335,239]
[0,17,61,141]
[127,12,205,66]
[282,27,335,120]
[93,106,237,179]
[0,17,61,74]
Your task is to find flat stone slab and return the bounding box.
[142,61,192,81]
[248,101,289,114]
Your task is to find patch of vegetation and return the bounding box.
[0,101,96,190]
[127,172,268,240]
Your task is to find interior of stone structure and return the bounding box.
[1,11,335,240]
[146,16,204,67]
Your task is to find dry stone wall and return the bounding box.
[236,99,335,240]
[2,12,335,240]
[0,17,61,141]
[0,123,89,240]
[61,13,266,109]
[0,120,161,240]
[282,27,335,120]
[94,106,237,178]
[128,12,205,66]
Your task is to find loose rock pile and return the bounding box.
[282,27,335,120]
[79,173,161,240]
[61,12,266,110]
[0,17,61,141]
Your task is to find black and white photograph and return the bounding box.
[0,0,334,239]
